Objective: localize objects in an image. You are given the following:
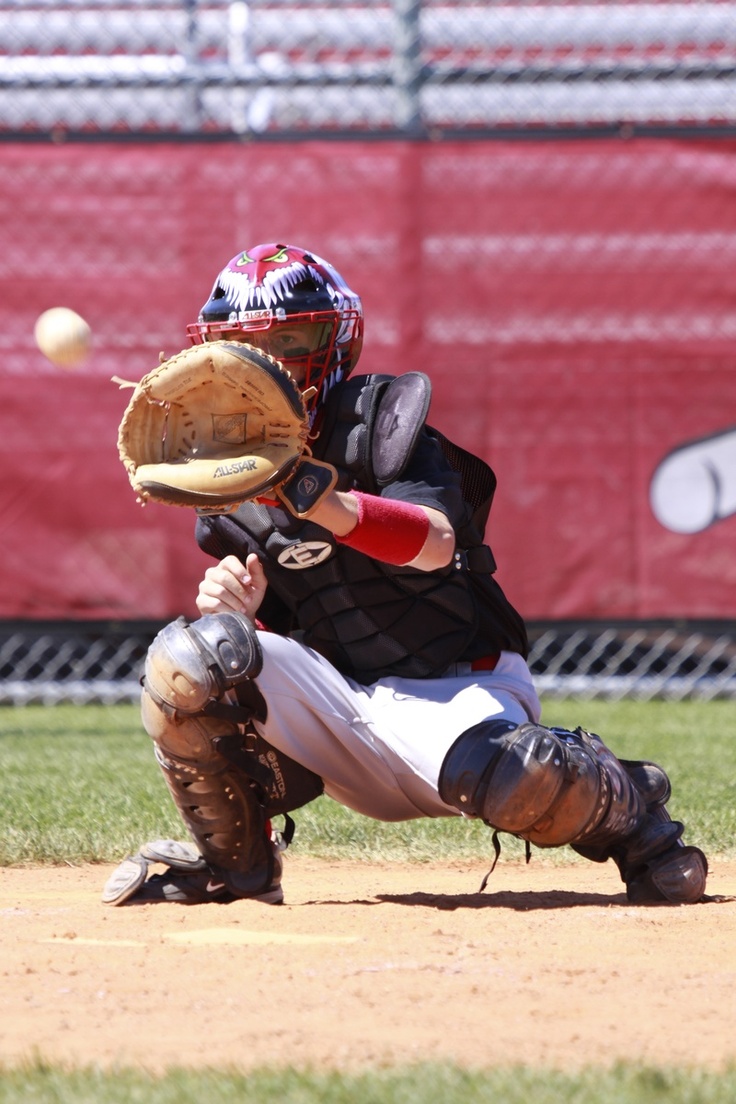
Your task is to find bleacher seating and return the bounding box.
[1,0,735,134]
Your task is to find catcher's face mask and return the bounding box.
[187,243,364,412]
[199,317,335,388]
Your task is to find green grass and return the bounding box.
[1,699,734,1099]
[1,1061,735,1104]
[1,697,734,865]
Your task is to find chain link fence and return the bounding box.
[1,620,735,705]
[2,0,736,137]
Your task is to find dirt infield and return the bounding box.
[2,857,735,1073]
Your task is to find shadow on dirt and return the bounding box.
[371,889,731,910]
[375,889,628,910]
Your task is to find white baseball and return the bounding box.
[34,307,92,368]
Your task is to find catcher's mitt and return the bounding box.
[117,341,321,512]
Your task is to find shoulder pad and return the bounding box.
[314,374,393,489]
[372,372,432,485]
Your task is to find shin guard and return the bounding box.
[439,720,708,903]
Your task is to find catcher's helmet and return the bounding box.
[187,243,363,412]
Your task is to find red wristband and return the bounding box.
[335,491,430,565]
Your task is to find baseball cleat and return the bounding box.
[101,839,283,906]
[133,866,284,905]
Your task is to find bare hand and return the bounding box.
[196,553,267,621]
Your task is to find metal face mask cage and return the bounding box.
[187,307,362,411]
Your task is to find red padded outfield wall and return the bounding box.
[1,139,735,622]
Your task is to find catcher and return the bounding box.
[105,242,708,908]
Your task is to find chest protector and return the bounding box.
[199,374,527,683]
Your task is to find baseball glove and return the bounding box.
[117,341,332,514]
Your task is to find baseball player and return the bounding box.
[104,242,708,908]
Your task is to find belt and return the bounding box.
[470,654,500,672]
[440,653,501,678]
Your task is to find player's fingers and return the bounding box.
[196,585,244,615]
[196,558,250,613]
[243,553,267,592]
[218,555,250,580]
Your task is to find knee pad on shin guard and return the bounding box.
[141,686,239,768]
[438,720,644,849]
[144,612,262,716]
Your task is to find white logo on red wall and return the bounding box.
[650,427,736,534]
